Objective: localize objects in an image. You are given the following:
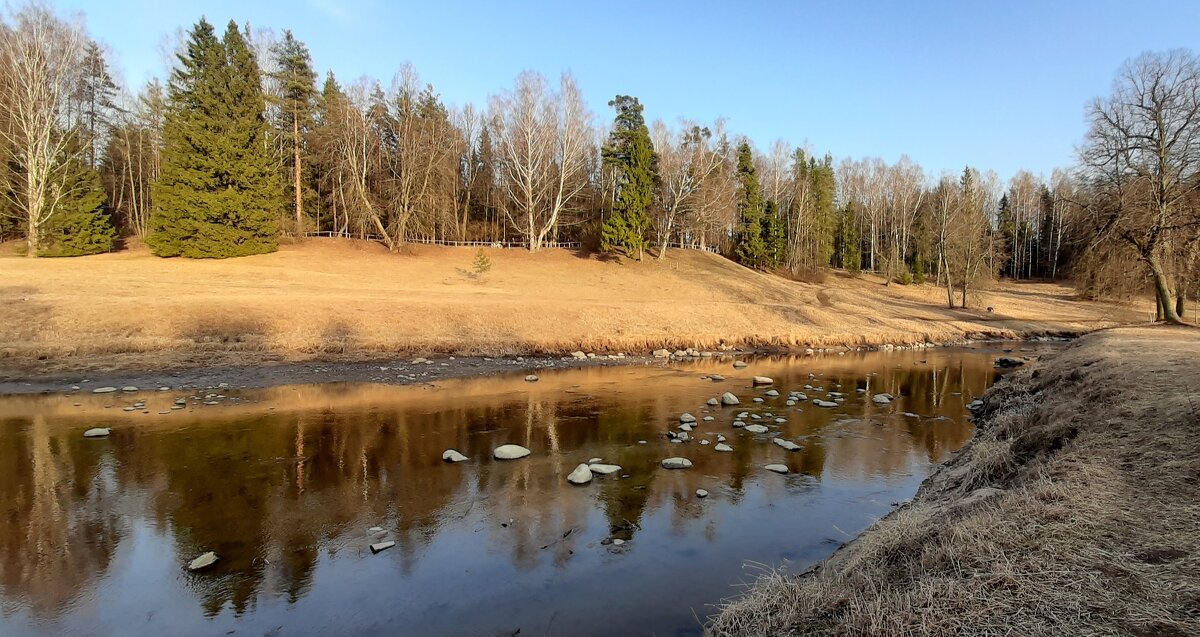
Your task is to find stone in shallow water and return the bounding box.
[764,464,789,474]
[92,387,117,394]
[714,443,733,452]
[707,398,720,406]
[752,376,773,386]
[493,444,531,460]
[188,552,218,571]
[721,392,740,405]
[773,438,801,451]
[696,489,709,498]
[525,375,539,382]
[661,457,693,469]
[83,428,110,438]
[732,361,748,369]
[743,424,769,434]
[370,541,395,554]
[764,389,779,397]
[813,400,837,408]
[872,394,893,404]
[442,449,468,463]
[679,412,697,423]
[122,386,138,392]
[567,464,593,485]
[588,463,621,475]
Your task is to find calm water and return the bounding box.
[0,345,1046,637]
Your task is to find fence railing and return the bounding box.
[304,232,721,254]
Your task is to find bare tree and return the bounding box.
[1080,50,1200,324]
[0,4,87,256]
[491,71,593,250]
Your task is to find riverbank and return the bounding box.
[2,239,1140,380]
[706,325,1200,637]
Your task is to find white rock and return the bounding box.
[752,376,774,386]
[121,386,138,392]
[493,444,531,460]
[813,400,837,408]
[92,386,117,394]
[442,449,469,463]
[588,457,602,464]
[774,417,787,424]
[764,389,779,397]
[661,457,693,469]
[653,349,671,358]
[188,552,218,571]
[732,361,748,369]
[678,423,693,432]
[696,489,709,498]
[716,434,726,442]
[567,464,593,485]
[679,412,697,423]
[612,539,625,546]
[872,394,893,404]
[571,351,587,360]
[588,463,621,475]
[743,424,769,434]
[370,541,395,554]
[773,438,802,451]
[524,375,539,382]
[83,428,111,438]
[752,397,764,403]
[703,416,715,422]
[764,464,789,474]
[707,398,720,406]
[714,443,733,452]
[699,440,710,445]
[721,392,740,406]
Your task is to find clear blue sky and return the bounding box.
[59,0,1200,181]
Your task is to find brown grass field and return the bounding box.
[1,238,1146,376]
[707,325,1200,637]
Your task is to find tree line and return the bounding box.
[0,3,1196,318]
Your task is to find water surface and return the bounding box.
[0,344,1048,636]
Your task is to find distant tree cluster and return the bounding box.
[0,3,1195,318]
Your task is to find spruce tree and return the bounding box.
[762,199,786,268]
[148,19,279,258]
[270,30,317,234]
[39,154,117,257]
[600,95,656,259]
[733,141,768,268]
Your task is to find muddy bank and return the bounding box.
[707,325,1200,637]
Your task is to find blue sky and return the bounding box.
[58,0,1200,180]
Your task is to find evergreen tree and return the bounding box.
[74,41,118,170]
[733,141,768,267]
[835,201,861,272]
[600,95,656,259]
[810,154,837,266]
[148,19,279,258]
[270,30,318,234]
[39,154,117,257]
[762,199,786,267]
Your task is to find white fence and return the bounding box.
[304,232,719,254]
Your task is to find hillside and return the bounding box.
[0,239,1142,376]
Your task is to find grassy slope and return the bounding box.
[707,325,1200,637]
[2,238,1141,375]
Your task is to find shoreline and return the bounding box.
[0,332,1074,397]
[706,324,1200,637]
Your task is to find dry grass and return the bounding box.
[706,325,1200,637]
[1,238,1142,376]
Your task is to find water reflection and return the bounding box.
[0,345,1045,636]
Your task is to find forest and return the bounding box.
[0,3,1197,321]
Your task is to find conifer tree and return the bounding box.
[762,199,786,267]
[148,19,279,258]
[600,95,656,259]
[733,141,768,267]
[39,153,117,256]
[270,30,317,234]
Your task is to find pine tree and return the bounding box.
[270,30,317,235]
[835,201,861,273]
[39,153,117,257]
[762,199,786,267]
[600,95,656,259]
[148,19,279,258]
[733,141,768,267]
[74,41,118,170]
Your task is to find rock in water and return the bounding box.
[83,428,111,438]
[714,443,733,452]
[752,376,774,386]
[773,438,802,451]
[721,392,740,406]
[442,449,469,463]
[661,457,693,469]
[732,361,748,369]
[588,463,621,475]
[525,375,539,382]
[652,349,671,358]
[188,552,218,571]
[696,489,709,498]
[706,398,720,406]
[872,394,893,404]
[92,387,117,394]
[994,357,1024,368]
[764,389,780,397]
[493,444,531,460]
[764,464,789,474]
[679,412,697,423]
[743,424,769,434]
[813,400,837,408]
[567,464,594,485]
[370,541,396,554]
[571,351,587,360]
